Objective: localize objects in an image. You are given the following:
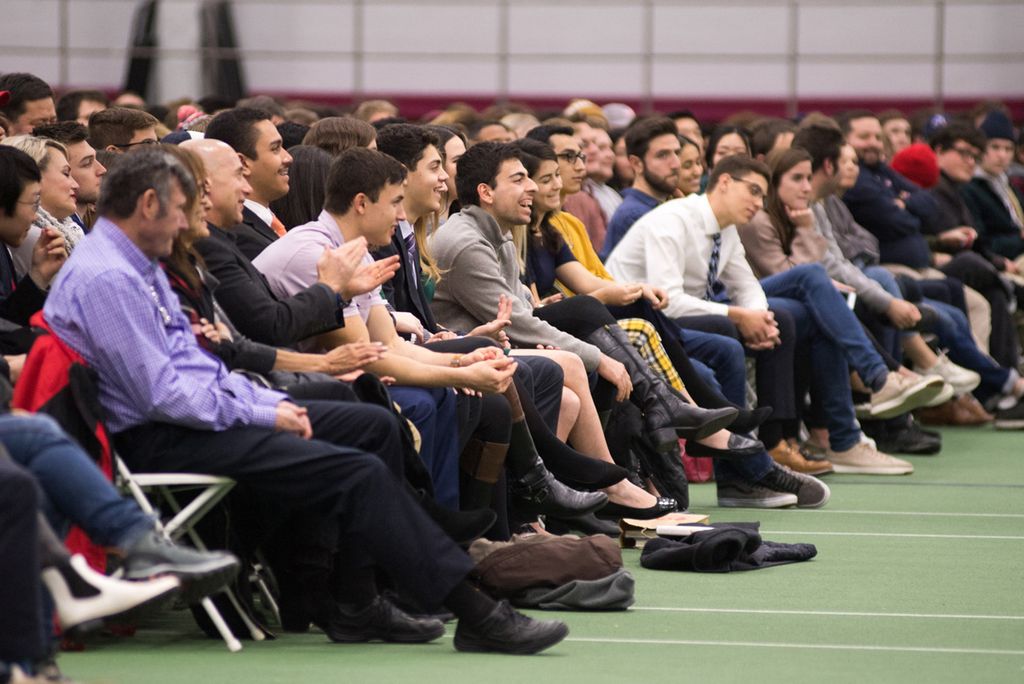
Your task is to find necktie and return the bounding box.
[705,233,721,300]
[403,230,420,294]
[403,230,419,266]
[269,214,287,237]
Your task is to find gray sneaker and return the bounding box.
[122,531,240,603]
[717,481,798,509]
[756,463,831,508]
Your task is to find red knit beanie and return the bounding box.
[891,143,940,189]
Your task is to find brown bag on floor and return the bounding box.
[470,534,623,594]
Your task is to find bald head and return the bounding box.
[182,138,250,227]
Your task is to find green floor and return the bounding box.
[63,427,1024,684]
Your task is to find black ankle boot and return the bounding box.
[586,325,739,448]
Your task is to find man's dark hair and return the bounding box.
[204,107,272,159]
[667,109,698,122]
[370,116,408,130]
[375,123,440,170]
[837,109,879,135]
[236,95,284,119]
[749,118,797,158]
[277,121,309,150]
[525,124,574,146]
[792,123,844,173]
[196,95,238,115]
[0,146,42,217]
[705,125,751,169]
[56,89,108,122]
[456,142,523,207]
[88,107,160,149]
[96,147,196,219]
[707,154,771,192]
[0,72,54,120]
[33,121,90,147]
[324,147,407,215]
[929,124,987,153]
[624,116,678,160]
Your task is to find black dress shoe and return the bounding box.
[454,600,568,654]
[875,424,942,455]
[317,596,446,643]
[595,497,678,520]
[544,512,621,537]
[685,432,765,460]
[418,493,497,544]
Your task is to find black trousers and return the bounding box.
[940,251,1019,368]
[0,456,44,663]
[113,399,474,608]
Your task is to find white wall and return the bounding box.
[2,0,1022,108]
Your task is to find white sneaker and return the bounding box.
[869,371,945,419]
[827,440,914,475]
[916,353,981,396]
[923,381,955,407]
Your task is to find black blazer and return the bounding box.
[0,247,46,327]
[962,178,1024,260]
[374,230,439,333]
[195,223,342,348]
[231,205,279,262]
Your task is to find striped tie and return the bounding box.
[705,232,721,300]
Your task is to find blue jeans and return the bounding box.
[760,264,889,390]
[863,265,1011,401]
[0,414,151,547]
[767,297,861,451]
[389,386,460,510]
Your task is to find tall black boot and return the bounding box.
[586,324,739,449]
[503,383,609,518]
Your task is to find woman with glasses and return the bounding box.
[1,136,81,278]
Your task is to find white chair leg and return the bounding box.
[201,596,242,652]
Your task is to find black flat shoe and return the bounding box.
[596,497,678,520]
[544,512,621,537]
[685,432,765,460]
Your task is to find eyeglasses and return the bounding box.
[17,196,41,212]
[735,177,766,200]
[556,151,587,165]
[951,146,979,162]
[114,138,159,149]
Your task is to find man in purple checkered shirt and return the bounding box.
[42,147,567,655]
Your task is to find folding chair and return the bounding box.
[115,455,267,652]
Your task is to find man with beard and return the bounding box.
[602,117,682,259]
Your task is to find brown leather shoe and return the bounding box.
[917,396,992,426]
[768,440,833,476]
[958,394,994,424]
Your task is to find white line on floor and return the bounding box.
[633,607,1024,621]
[786,509,1024,519]
[761,530,1024,540]
[563,636,1024,656]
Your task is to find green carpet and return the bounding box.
[62,426,1024,684]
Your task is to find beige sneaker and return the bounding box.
[827,440,914,475]
[869,371,945,419]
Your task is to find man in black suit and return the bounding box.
[205,107,293,260]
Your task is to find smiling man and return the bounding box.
[205,107,293,259]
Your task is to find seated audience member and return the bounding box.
[561,120,617,252]
[668,109,703,146]
[205,108,293,258]
[791,124,997,430]
[269,145,331,230]
[0,147,66,327]
[962,111,1024,264]
[607,154,940,474]
[254,147,608,518]
[841,110,1016,369]
[32,122,107,230]
[276,120,310,149]
[55,89,108,126]
[87,107,159,153]
[303,116,378,156]
[879,109,913,159]
[749,118,796,161]
[236,95,286,125]
[705,125,752,172]
[426,124,467,224]
[469,120,515,144]
[0,73,57,135]
[603,117,682,259]
[610,126,635,191]
[43,146,569,655]
[890,142,940,189]
[1,137,79,277]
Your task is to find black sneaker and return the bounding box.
[454,600,568,655]
[995,400,1024,430]
[319,595,445,643]
[757,463,831,509]
[122,531,239,603]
